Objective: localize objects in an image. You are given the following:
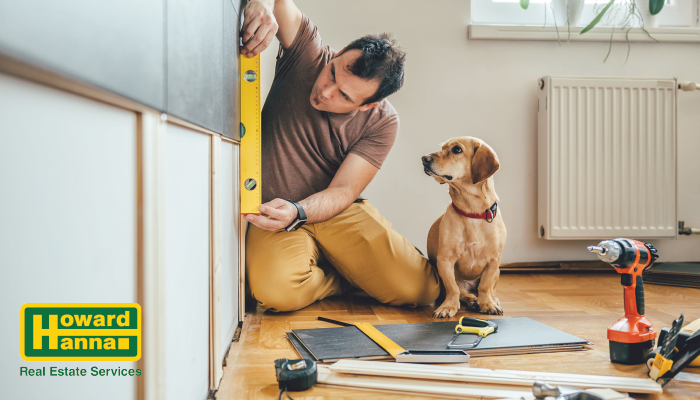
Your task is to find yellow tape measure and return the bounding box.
[240,54,262,215]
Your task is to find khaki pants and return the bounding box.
[246,201,440,312]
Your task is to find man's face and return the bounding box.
[309,49,380,114]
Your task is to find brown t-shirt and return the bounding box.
[261,14,399,203]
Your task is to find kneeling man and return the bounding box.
[242,0,439,312]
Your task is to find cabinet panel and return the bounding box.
[163,124,211,400]
[0,0,164,109]
[219,141,240,360]
[0,73,138,400]
[167,0,224,133]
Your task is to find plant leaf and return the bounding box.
[649,0,664,15]
[520,0,530,10]
[580,0,616,34]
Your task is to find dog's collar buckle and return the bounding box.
[485,203,498,223]
[451,202,498,222]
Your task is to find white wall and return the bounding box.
[261,0,700,263]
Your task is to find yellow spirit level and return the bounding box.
[240,54,262,215]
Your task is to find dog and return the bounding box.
[422,137,507,318]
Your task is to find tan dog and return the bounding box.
[423,137,507,318]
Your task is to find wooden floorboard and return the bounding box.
[217,273,700,399]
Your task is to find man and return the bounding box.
[241,0,440,312]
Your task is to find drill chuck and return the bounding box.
[588,240,622,264]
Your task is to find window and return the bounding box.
[472,0,698,27]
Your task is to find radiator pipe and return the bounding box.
[679,221,700,235]
[679,82,700,92]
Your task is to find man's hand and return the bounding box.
[240,0,278,58]
[245,198,297,231]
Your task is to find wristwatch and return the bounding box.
[285,200,307,232]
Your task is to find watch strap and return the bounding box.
[285,200,307,231]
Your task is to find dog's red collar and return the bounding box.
[451,202,498,223]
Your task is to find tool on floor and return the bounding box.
[648,316,700,369]
[447,316,498,349]
[318,317,471,363]
[274,358,318,398]
[240,54,262,215]
[588,238,659,364]
[645,314,700,386]
[532,381,631,400]
[649,314,683,380]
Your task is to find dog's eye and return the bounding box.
[451,146,463,154]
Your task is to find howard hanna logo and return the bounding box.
[21,303,141,361]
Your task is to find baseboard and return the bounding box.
[500,261,614,273]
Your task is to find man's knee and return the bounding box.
[246,257,306,312]
[379,276,440,307]
[250,282,308,312]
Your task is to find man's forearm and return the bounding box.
[299,187,356,225]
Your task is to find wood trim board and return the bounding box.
[329,360,663,394]
[238,208,247,320]
[317,366,536,400]
[209,135,223,390]
[140,112,166,400]
[135,113,145,400]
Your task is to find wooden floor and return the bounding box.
[217,273,700,399]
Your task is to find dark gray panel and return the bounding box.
[291,318,588,361]
[167,0,224,133]
[223,0,240,139]
[0,0,165,110]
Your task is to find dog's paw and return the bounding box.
[478,300,503,315]
[467,300,480,312]
[433,301,460,318]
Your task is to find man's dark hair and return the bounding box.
[343,33,406,105]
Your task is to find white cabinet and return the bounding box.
[0,72,241,400]
[163,124,212,400]
[0,72,139,399]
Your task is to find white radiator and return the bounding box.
[537,76,677,240]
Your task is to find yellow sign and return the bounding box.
[20,303,141,361]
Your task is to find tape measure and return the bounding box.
[240,54,262,215]
[274,358,317,391]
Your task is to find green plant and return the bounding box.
[582,0,660,63]
[582,0,664,33]
[519,0,664,63]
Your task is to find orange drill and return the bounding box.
[588,238,659,364]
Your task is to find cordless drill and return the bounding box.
[588,238,659,364]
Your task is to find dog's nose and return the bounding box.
[422,155,433,164]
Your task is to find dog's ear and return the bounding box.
[471,143,500,184]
